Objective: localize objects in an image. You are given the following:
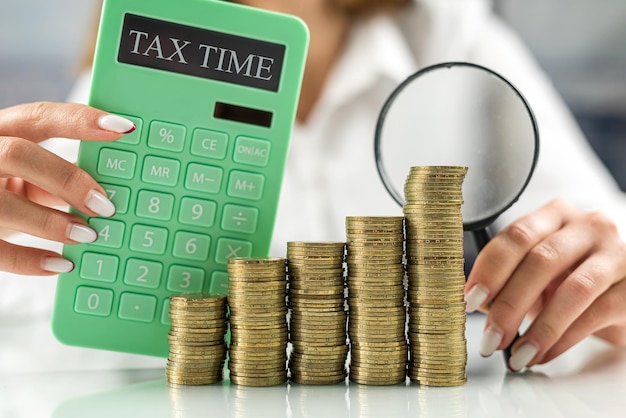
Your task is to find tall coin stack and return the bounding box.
[403,166,468,387]
[167,293,228,385]
[287,242,348,385]
[227,258,289,387]
[345,216,408,385]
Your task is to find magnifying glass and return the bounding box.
[374,62,539,366]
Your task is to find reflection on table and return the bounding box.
[2,315,626,418]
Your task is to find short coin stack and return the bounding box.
[287,241,348,385]
[403,166,468,387]
[227,258,289,387]
[346,216,408,385]
[166,293,228,385]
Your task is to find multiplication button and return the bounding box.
[215,238,253,264]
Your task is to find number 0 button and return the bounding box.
[74,286,113,317]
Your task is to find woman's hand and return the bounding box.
[0,102,135,275]
[465,198,626,371]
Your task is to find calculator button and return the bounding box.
[209,271,229,295]
[173,231,211,261]
[221,204,259,234]
[97,148,137,179]
[74,286,113,317]
[167,265,206,293]
[79,252,119,283]
[233,136,271,167]
[178,197,217,228]
[123,258,163,289]
[115,114,143,145]
[136,190,174,221]
[142,156,180,187]
[191,129,229,160]
[161,299,171,326]
[89,218,125,249]
[118,292,157,323]
[129,224,168,255]
[148,121,186,152]
[215,238,253,264]
[101,183,131,215]
[227,170,265,200]
[185,163,223,194]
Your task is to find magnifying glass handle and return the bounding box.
[471,228,521,370]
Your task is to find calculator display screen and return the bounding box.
[118,13,285,92]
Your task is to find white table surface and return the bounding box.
[1,314,625,418]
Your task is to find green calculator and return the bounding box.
[52,0,308,357]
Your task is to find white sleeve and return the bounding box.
[466,15,626,237]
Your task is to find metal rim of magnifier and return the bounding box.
[374,61,540,231]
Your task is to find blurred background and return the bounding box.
[1,0,625,187]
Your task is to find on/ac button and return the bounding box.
[233,136,271,167]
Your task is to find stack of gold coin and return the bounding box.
[287,241,348,385]
[345,216,407,385]
[403,166,468,387]
[166,293,228,385]
[227,258,289,387]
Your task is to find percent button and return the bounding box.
[148,121,186,152]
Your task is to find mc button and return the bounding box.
[97,148,137,180]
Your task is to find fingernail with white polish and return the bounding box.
[479,326,503,357]
[98,114,135,134]
[509,342,538,372]
[465,284,489,313]
[67,223,97,243]
[42,257,74,273]
[85,190,115,218]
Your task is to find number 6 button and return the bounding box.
[173,231,210,261]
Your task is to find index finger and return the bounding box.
[0,102,135,143]
[465,199,577,312]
